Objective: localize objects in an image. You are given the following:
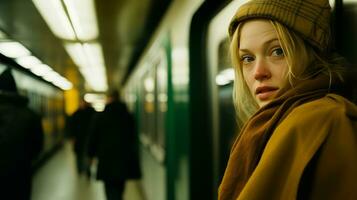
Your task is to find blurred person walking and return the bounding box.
[68,98,96,178]
[0,68,44,200]
[88,90,141,200]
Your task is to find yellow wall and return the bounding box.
[64,89,79,115]
[64,67,79,115]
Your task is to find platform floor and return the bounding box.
[31,142,145,200]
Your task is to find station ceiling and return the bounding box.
[0,0,171,92]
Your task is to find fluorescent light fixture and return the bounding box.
[65,42,108,91]
[51,75,73,90]
[15,56,42,69]
[32,0,99,41]
[32,0,105,91]
[0,41,31,58]
[0,31,73,91]
[64,43,87,67]
[30,64,53,77]
[61,82,73,90]
[84,93,106,111]
[84,93,105,102]
[82,71,107,91]
[32,0,76,40]
[83,42,105,66]
[43,70,61,82]
[34,66,73,90]
[63,0,99,41]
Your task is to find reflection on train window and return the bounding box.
[138,47,168,162]
[155,50,168,150]
[143,69,156,144]
[216,38,234,86]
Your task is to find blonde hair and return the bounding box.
[230,20,344,126]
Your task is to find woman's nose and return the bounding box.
[254,58,271,81]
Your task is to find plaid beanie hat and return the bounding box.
[0,68,18,93]
[228,0,331,52]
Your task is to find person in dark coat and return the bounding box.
[68,98,95,177]
[87,90,141,200]
[0,68,44,200]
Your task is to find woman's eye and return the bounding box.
[272,47,284,57]
[240,55,254,64]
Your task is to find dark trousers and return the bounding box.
[75,152,90,177]
[104,180,125,200]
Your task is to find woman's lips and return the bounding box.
[255,86,279,101]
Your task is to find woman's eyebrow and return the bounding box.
[239,49,250,53]
[264,38,280,46]
[239,38,280,53]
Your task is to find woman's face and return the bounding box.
[239,20,288,107]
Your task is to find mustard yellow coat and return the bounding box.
[237,94,357,200]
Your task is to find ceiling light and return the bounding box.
[0,41,31,58]
[30,64,53,77]
[52,78,73,90]
[84,93,105,101]
[32,0,76,40]
[63,0,99,41]
[64,42,108,92]
[43,70,60,81]
[15,56,42,69]
[32,0,105,92]
[64,43,87,67]
[83,42,105,66]
[84,93,106,110]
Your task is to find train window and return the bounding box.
[215,38,234,86]
[136,46,168,162]
[125,85,137,113]
[141,69,156,146]
[155,49,168,151]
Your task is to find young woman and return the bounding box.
[219,0,357,199]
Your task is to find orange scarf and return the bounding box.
[218,74,342,200]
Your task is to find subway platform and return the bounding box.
[31,141,145,200]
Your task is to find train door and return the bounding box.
[206,0,249,198]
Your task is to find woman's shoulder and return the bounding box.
[268,93,357,162]
[274,93,357,137]
[288,93,357,121]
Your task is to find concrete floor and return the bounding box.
[31,142,146,200]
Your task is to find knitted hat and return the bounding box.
[228,0,331,52]
[0,68,18,93]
